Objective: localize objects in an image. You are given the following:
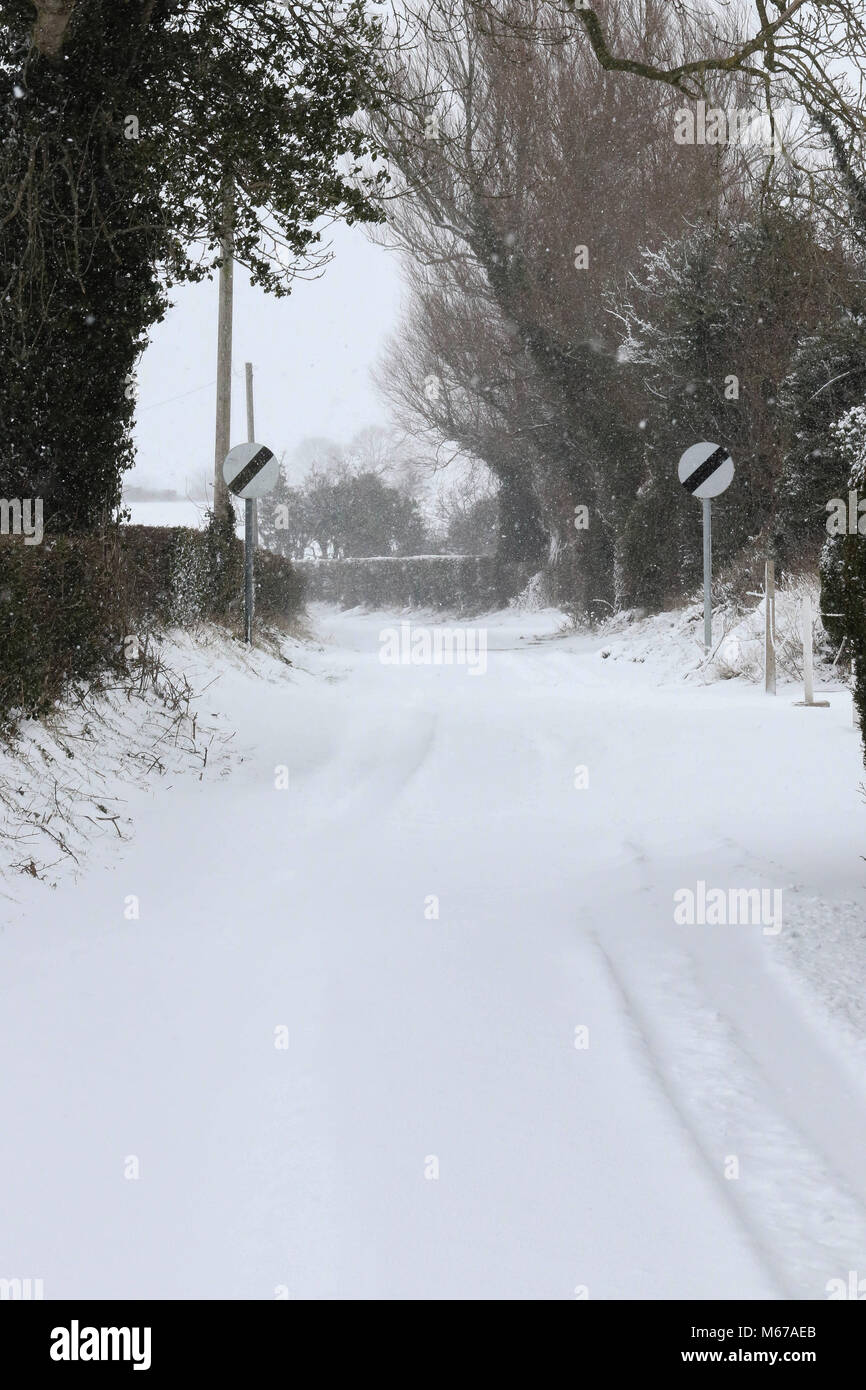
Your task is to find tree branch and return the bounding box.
[566,0,810,93]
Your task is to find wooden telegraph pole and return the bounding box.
[245,362,258,549]
[213,179,235,522]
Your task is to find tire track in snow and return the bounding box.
[592,934,791,1299]
[587,841,866,1298]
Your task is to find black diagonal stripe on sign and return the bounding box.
[684,444,729,494]
[230,446,274,495]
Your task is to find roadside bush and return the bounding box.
[0,520,303,729]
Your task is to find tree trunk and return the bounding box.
[32,1,77,56]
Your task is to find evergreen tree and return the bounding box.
[614,209,852,606]
[0,1,387,529]
[820,405,866,752]
[259,466,429,559]
[779,309,866,564]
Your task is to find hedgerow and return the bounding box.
[0,519,304,728]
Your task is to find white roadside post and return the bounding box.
[794,591,829,708]
[764,559,776,696]
[223,441,280,645]
[677,442,735,652]
[803,591,814,703]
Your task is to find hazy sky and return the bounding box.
[131,223,405,502]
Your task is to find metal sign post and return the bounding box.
[244,499,255,645]
[223,439,280,646]
[244,363,256,645]
[678,442,735,653]
[702,497,712,652]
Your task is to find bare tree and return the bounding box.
[558,2,866,238]
[370,0,745,605]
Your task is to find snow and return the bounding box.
[121,499,216,529]
[1,600,865,1300]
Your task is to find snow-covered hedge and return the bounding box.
[294,555,534,614]
[0,524,304,728]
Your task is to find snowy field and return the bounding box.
[122,498,211,530]
[1,602,865,1300]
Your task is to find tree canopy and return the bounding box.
[0,1,388,527]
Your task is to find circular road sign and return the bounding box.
[677,441,734,500]
[223,442,280,500]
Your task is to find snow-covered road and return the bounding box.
[3,605,866,1300]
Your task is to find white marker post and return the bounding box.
[678,442,735,652]
[764,559,776,696]
[795,592,829,708]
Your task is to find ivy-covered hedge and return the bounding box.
[821,533,866,755]
[0,522,304,728]
[294,555,533,614]
[819,408,866,759]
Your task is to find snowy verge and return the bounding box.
[556,575,846,690]
[771,896,866,1084]
[362,571,850,693]
[0,623,310,897]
